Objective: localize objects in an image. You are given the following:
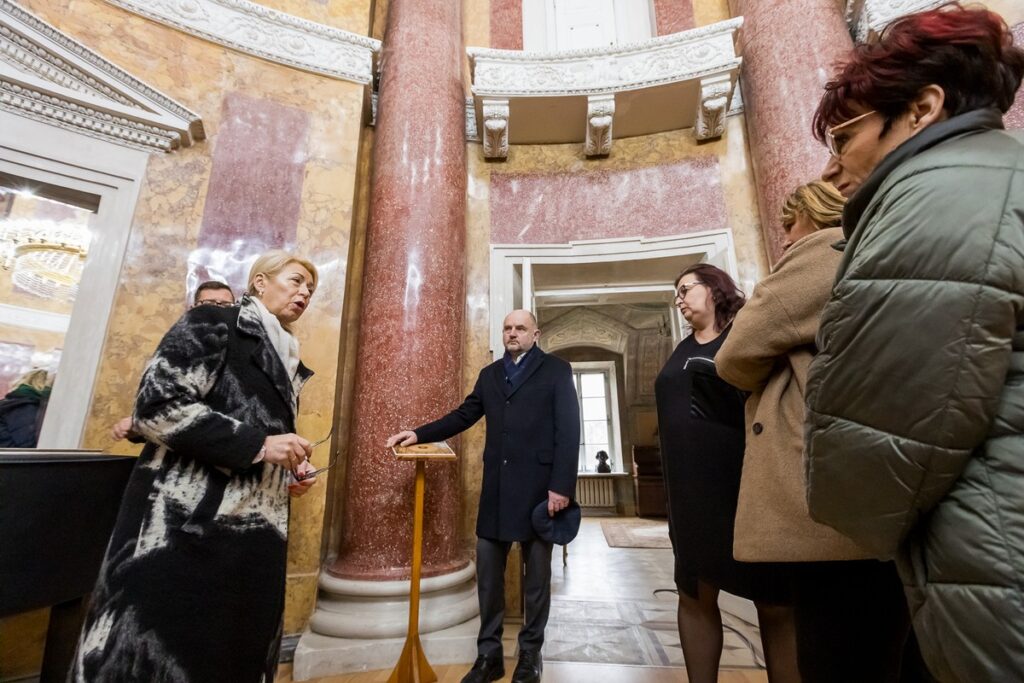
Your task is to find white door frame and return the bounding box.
[1,112,148,448]
[489,229,738,360]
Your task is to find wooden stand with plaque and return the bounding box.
[387,442,458,683]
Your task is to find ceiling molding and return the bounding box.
[103,0,380,85]
[0,0,203,152]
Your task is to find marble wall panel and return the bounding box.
[1006,23,1024,130]
[193,92,310,290]
[491,0,523,49]
[489,157,727,244]
[654,0,696,34]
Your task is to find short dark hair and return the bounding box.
[813,3,1024,141]
[676,264,746,333]
[193,280,234,305]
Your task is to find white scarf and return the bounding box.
[251,296,301,382]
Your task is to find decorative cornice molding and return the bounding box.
[846,0,947,42]
[103,0,380,85]
[0,0,203,152]
[468,17,742,97]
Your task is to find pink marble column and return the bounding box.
[728,0,853,262]
[328,0,468,580]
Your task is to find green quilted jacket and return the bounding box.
[805,108,1024,683]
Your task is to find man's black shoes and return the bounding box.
[511,649,543,683]
[460,654,505,683]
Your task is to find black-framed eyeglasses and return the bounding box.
[193,300,235,308]
[295,432,337,481]
[825,110,877,158]
[675,281,705,299]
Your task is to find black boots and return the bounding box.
[460,654,505,683]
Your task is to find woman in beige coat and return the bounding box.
[717,182,927,683]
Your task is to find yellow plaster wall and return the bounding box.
[693,0,732,26]
[10,0,373,651]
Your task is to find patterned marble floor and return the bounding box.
[541,518,765,670]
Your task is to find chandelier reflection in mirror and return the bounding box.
[0,218,90,302]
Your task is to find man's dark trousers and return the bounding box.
[476,537,553,657]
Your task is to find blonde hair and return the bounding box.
[781,181,846,231]
[12,368,52,392]
[246,250,319,297]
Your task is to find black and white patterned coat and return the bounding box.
[71,294,312,683]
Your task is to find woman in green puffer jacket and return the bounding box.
[804,5,1024,682]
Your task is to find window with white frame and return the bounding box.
[522,0,656,52]
[571,361,623,473]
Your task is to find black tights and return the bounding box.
[676,580,800,683]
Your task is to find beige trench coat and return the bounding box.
[718,227,870,562]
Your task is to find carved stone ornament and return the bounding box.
[542,308,632,356]
[468,18,742,98]
[0,0,203,152]
[846,0,948,42]
[695,73,732,141]
[102,0,380,84]
[481,98,509,160]
[584,94,615,157]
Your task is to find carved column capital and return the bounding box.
[695,73,732,141]
[481,97,509,159]
[584,93,615,157]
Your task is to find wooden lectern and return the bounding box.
[388,442,457,683]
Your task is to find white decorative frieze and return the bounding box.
[695,73,732,141]
[0,0,203,152]
[584,94,615,157]
[846,0,947,42]
[103,0,380,84]
[467,18,742,154]
[482,98,509,160]
[468,18,742,97]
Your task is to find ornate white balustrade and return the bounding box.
[844,0,947,42]
[467,17,743,159]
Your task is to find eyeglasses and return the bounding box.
[295,431,337,481]
[825,110,877,158]
[675,281,704,298]
[193,300,235,308]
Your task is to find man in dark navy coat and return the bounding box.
[387,310,580,683]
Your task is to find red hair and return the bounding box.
[813,3,1024,140]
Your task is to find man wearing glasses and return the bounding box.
[111,281,235,440]
[191,280,235,308]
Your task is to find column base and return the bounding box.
[309,561,478,639]
[293,617,481,681]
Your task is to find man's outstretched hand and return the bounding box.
[385,430,418,448]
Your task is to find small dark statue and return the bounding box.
[595,450,612,473]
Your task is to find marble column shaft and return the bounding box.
[729,0,853,262]
[330,0,468,580]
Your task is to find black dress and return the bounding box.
[655,327,789,603]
